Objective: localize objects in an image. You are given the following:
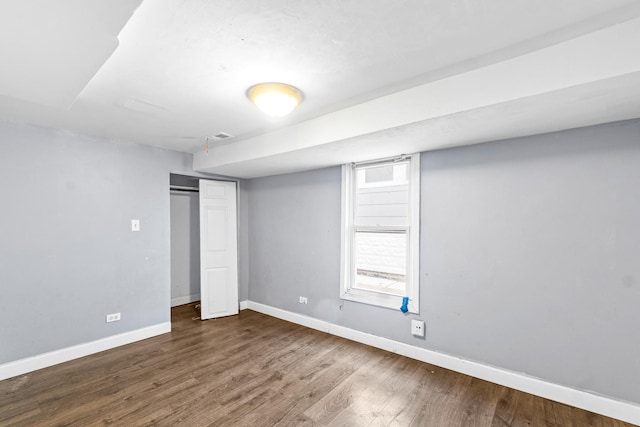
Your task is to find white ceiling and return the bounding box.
[1,1,640,178]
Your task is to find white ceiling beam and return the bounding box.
[194,17,640,178]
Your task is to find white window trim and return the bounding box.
[340,153,420,313]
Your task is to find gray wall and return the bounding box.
[246,119,640,405]
[248,168,342,319]
[238,181,249,302]
[0,121,192,363]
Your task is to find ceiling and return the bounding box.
[1,1,640,178]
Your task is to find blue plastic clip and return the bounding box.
[400,296,409,313]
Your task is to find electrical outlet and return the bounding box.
[106,312,121,323]
[411,319,425,337]
[299,296,308,304]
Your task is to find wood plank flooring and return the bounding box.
[0,304,635,426]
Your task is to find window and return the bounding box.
[340,154,420,313]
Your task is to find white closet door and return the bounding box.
[199,180,238,319]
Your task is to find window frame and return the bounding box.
[340,153,420,313]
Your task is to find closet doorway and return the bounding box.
[170,174,200,307]
[170,174,239,319]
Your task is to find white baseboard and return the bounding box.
[246,301,640,426]
[171,294,201,307]
[0,322,171,382]
[239,300,249,310]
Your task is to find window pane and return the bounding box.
[355,163,409,227]
[365,165,393,183]
[354,231,406,296]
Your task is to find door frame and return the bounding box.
[168,172,241,314]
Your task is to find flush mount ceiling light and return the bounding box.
[247,83,303,117]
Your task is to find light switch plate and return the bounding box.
[131,219,140,232]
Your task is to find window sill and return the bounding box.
[341,289,418,314]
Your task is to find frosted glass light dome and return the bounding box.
[248,83,303,117]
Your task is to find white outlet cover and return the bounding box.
[106,312,121,323]
[131,219,140,232]
[411,319,425,337]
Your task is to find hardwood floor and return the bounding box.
[0,304,635,426]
